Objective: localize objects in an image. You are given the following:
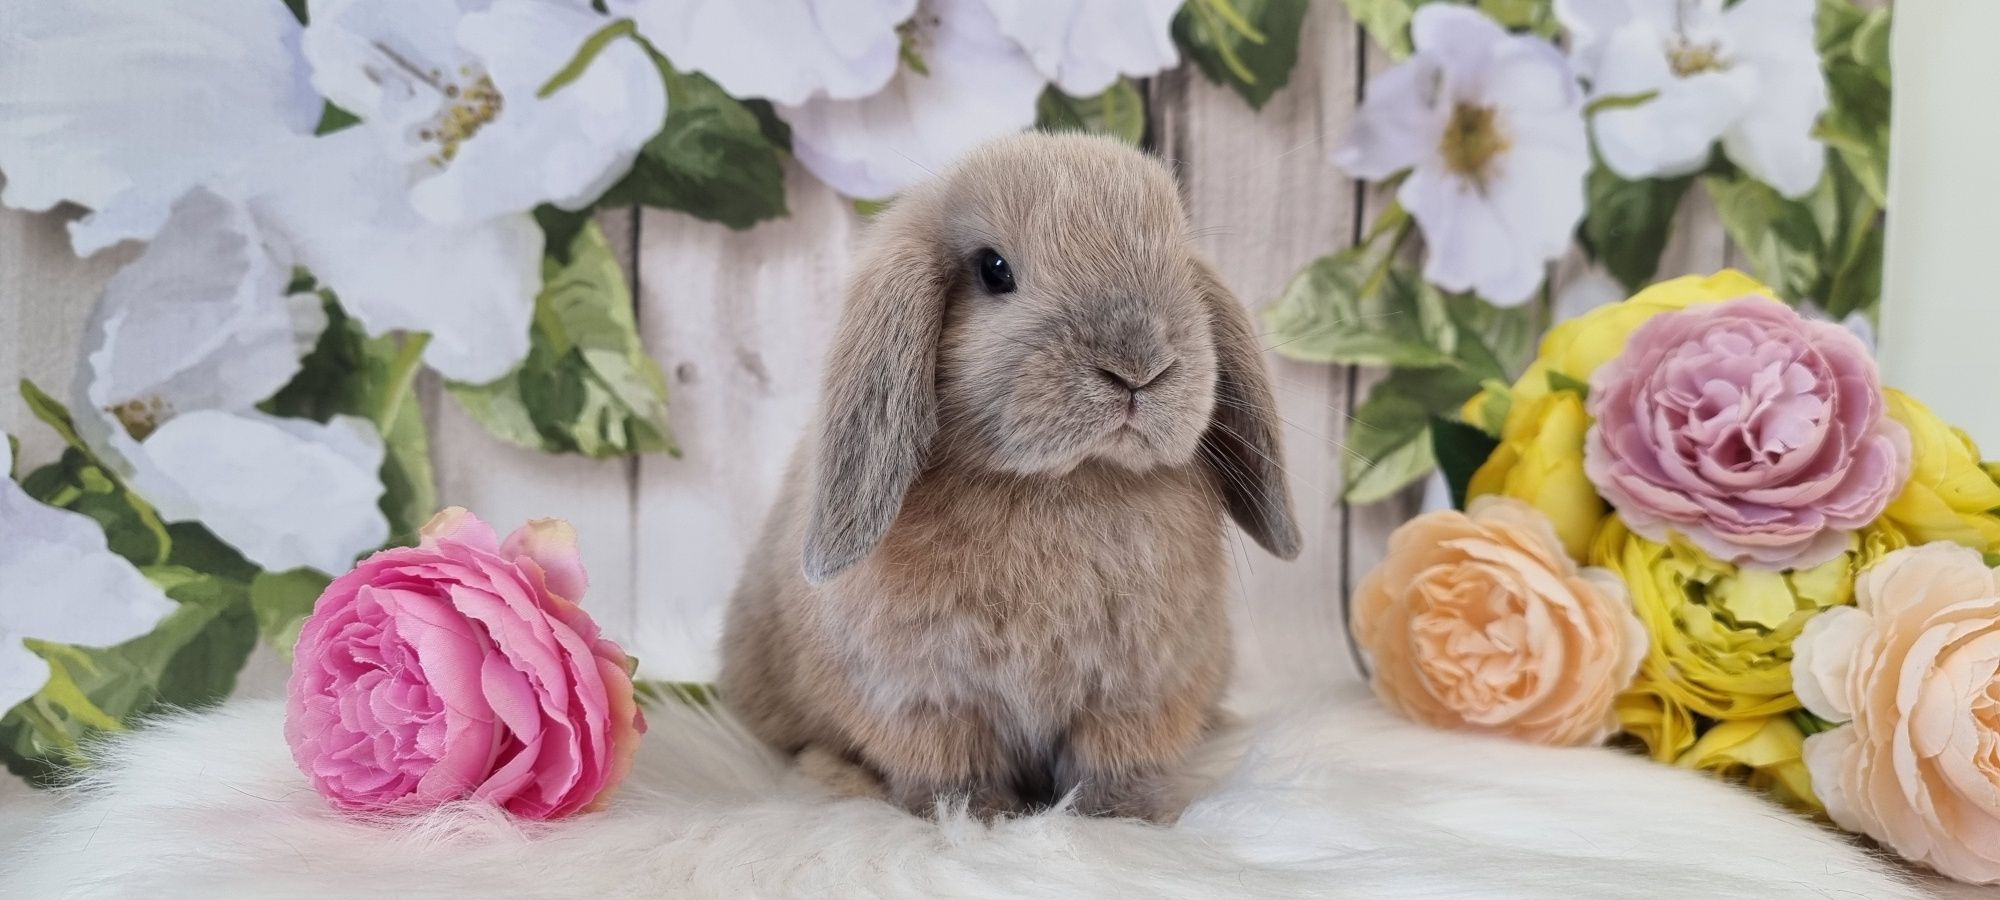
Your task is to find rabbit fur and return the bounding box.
[719,133,1299,822]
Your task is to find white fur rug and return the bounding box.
[0,685,1930,899]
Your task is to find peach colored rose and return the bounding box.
[1353,496,1647,745]
[1792,543,2000,884]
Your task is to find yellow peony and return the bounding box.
[1597,517,1905,809]
[1462,270,1773,432]
[1878,389,2000,552]
[1465,390,1605,560]
[1593,515,1904,727]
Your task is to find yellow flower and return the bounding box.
[1879,389,2000,552]
[1681,715,1818,811]
[1591,516,1903,730]
[1462,270,1773,432]
[1466,390,1605,560]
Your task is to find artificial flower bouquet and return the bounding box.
[1354,271,2000,884]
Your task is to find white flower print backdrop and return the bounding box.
[0,0,1888,797]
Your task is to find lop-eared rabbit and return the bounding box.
[721,133,1298,822]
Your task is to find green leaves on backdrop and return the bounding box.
[1174,0,1309,109]
[1262,228,1536,503]
[449,223,676,459]
[1037,79,1148,145]
[2,384,271,784]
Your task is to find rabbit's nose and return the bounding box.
[1095,358,1177,392]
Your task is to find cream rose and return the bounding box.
[1792,543,2000,884]
[1353,497,1647,746]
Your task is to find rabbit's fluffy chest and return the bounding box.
[828,465,1229,738]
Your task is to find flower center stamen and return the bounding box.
[107,396,170,441]
[1439,103,1508,184]
[417,69,504,167]
[1667,40,1728,77]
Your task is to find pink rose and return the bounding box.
[1792,544,2000,884]
[1584,297,1908,569]
[285,508,644,819]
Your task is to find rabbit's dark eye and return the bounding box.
[974,248,1016,295]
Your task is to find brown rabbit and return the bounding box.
[719,132,1298,822]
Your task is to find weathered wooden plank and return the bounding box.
[1657,183,1732,279]
[629,167,857,680]
[0,208,133,468]
[1152,3,1366,689]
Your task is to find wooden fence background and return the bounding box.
[0,3,1740,689]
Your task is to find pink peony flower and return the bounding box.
[285,508,644,819]
[1584,297,1909,570]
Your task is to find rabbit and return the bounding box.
[718,132,1299,823]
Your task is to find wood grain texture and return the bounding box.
[0,208,132,470]
[629,167,857,680]
[1151,3,1366,689]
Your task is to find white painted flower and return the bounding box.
[782,0,1046,200]
[0,0,320,255]
[1332,6,1589,306]
[76,188,390,575]
[122,411,389,576]
[80,189,319,429]
[0,436,177,714]
[1556,0,1828,197]
[608,0,915,105]
[240,130,543,384]
[979,0,1182,96]
[303,0,668,223]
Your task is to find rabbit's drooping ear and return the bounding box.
[1195,260,1302,560]
[802,213,950,584]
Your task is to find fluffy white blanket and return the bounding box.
[0,685,1928,899]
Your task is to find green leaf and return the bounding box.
[265,299,437,542]
[0,570,255,786]
[250,569,332,662]
[1477,0,1558,37]
[1547,369,1590,398]
[597,55,787,228]
[537,18,639,98]
[1439,293,1535,381]
[1172,0,1308,109]
[1343,366,1485,503]
[1035,80,1147,145]
[448,222,675,458]
[1703,172,1825,302]
[1431,417,1500,511]
[1339,0,1429,58]
[633,680,718,708]
[1582,165,1692,292]
[18,381,173,568]
[1815,0,1890,208]
[1262,248,1457,368]
[19,379,85,449]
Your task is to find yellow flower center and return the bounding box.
[1438,103,1508,184]
[418,71,504,167]
[107,396,170,441]
[1667,40,1729,77]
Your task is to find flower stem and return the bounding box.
[538,18,638,98]
[1358,216,1416,300]
[376,333,431,432]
